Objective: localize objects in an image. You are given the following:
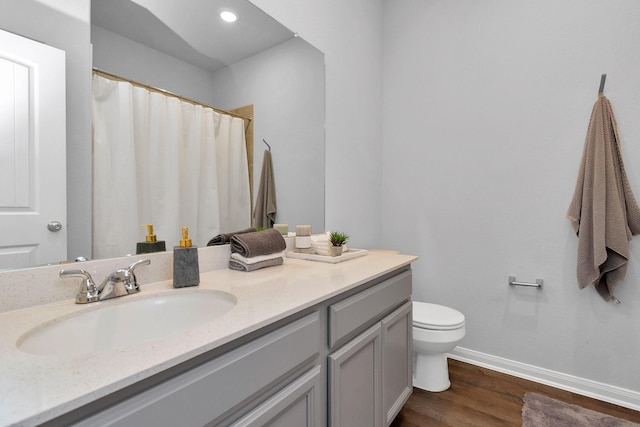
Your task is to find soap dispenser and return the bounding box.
[136,224,166,254]
[173,227,200,288]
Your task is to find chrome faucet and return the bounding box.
[59,269,99,303]
[60,259,151,304]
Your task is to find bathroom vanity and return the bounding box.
[0,250,416,427]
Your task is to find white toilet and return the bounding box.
[412,301,466,392]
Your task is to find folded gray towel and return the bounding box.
[230,228,286,257]
[207,227,257,246]
[229,257,284,272]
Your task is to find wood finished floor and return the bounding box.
[391,359,640,426]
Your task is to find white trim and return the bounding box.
[448,347,640,411]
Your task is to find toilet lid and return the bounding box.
[413,302,465,331]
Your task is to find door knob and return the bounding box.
[47,221,63,232]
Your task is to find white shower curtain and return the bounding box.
[213,112,252,233]
[92,75,250,259]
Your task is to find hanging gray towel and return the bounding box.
[567,95,640,302]
[253,150,277,229]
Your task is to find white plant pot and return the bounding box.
[328,246,343,257]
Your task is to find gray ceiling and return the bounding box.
[91,0,294,72]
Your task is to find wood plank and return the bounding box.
[391,359,640,426]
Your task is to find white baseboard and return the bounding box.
[448,347,640,411]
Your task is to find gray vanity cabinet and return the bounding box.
[70,312,322,427]
[328,270,413,427]
[49,266,413,427]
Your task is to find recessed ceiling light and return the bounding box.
[219,9,238,23]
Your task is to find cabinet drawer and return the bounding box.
[229,365,322,427]
[328,270,411,349]
[75,312,321,427]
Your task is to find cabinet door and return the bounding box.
[229,365,321,427]
[328,323,382,427]
[381,301,413,426]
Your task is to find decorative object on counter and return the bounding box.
[207,227,257,246]
[328,246,342,257]
[231,228,286,257]
[274,223,289,235]
[253,148,277,229]
[136,224,166,254]
[231,251,286,265]
[229,255,284,272]
[173,227,200,288]
[287,248,368,264]
[229,228,286,271]
[310,232,331,255]
[295,224,313,253]
[328,231,349,257]
[566,82,640,303]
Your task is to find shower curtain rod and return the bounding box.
[92,68,253,124]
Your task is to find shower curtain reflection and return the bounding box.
[92,74,251,259]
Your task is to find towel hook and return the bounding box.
[598,74,607,96]
[262,139,271,151]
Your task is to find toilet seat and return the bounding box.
[413,302,465,331]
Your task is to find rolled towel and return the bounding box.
[229,257,284,272]
[311,233,330,255]
[230,228,286,257]
[231,251,286,265]
[207,227,256,246]
[315,247,329,256]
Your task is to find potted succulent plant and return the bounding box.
[328,231,349,257]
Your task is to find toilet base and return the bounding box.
[413,352,451,392]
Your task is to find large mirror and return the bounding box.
[1,0,325,269]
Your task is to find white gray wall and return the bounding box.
[210,37,325,233]
[91,25,218,105]
[250,0,384,248]
[382,0,640,393]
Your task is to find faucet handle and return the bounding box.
[110,259,150,294]
[128,258,151,272]
[60,269,99,304]
[99,259,151,300]
[124,259,151,293]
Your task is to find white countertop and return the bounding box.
[0,251,416,427]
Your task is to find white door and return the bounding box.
[0,28,66,269]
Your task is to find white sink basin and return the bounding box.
[17,291,237,356]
